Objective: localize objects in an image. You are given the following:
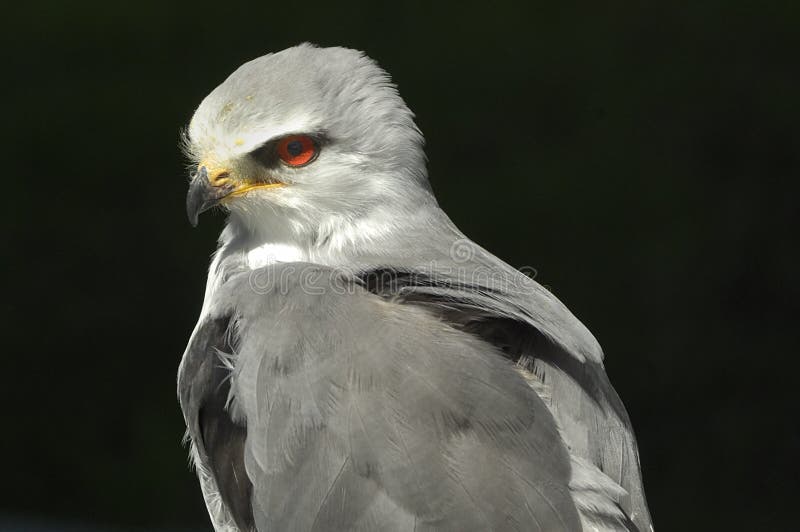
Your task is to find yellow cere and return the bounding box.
[226,182,285,198]
[198,160,231,186]
[198,159,285,197]
[207,168,231,186]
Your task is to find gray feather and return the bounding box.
[355,251,652,531]
[179,262,595,530]
[212,264,582,531]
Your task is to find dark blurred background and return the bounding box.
[3,1,798,530]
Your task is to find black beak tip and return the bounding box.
[186,166,210,227]
[186,191,202,227]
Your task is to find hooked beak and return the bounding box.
[186,165,285,226]
[185,166,235,227]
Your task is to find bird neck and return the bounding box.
[219,188,444,270]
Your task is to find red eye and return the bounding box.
[276,135,317,167]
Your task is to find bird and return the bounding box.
[178,43,653,532]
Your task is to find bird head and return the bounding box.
[184,44,432,244]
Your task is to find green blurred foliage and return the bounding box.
[2,1,798,530]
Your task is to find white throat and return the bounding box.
[245,241,307,269]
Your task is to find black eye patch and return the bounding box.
[248,132,329,169]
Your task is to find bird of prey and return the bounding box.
[178,44,653,532]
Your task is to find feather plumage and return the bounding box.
[178,43,653,532]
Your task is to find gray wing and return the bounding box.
[182,263,587,531]
[179,315,254,531]
[355,253,653,530]
[323,206,653,531]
